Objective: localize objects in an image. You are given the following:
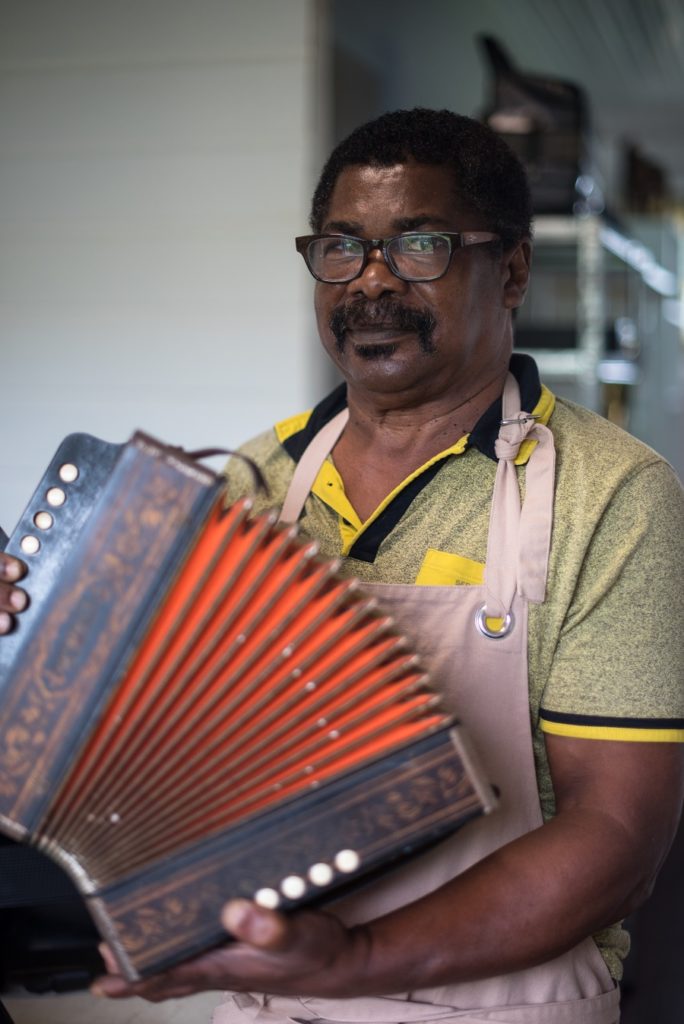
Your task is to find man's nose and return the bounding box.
[348,247,408,299]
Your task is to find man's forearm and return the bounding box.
[323,737,683,998]
[335,807,645,997]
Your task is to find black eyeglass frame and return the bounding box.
[294,231,501,283]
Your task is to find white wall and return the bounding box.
[0,0,329,532]
[1,2,328,1018]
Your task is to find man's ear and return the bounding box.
[502,239,532,309]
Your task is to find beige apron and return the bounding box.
[213,376,619,1024]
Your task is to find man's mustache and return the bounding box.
[329,299,437,352]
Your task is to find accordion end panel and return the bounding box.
[0,431,221,831]
[82,726,495,981]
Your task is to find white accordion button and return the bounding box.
[20,535,40,555]
[254,887,280,909]
[46,487,66,507]
[59,463,79,483]
[280,875,306,900]
[33,511,54,531]
[334,849,361,874]
[308,862,334,887]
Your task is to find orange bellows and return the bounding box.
[39,496,445,886]
[0,431,495,980]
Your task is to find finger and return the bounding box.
[222,898,289,951]
[91,963,181,1001]
[0,588,28,613]
[0,555,29,634]
[0,586,28,634]
[92,953,223,1002]
[91,975,191,1002]
[92,976,201,1002]
[98,942,119,974]
[0,554,27,583]
[91,974,131,999]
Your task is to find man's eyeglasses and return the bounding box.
[295,231,500,284]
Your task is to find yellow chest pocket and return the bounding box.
[416,549,485,586]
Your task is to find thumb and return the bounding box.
[221,898,290,950]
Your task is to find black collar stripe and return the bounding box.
[467,353,541,460]
[346,462,444,563]
[283,354,541,466]
[282,383,347,463]
[280,354,542,564]
[541,709,684,729]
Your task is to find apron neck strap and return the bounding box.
[484,373,556,620]
[278,408,349,525]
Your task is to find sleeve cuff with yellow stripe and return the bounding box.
[540,709,684,742]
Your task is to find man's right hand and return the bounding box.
[0,553,28,634]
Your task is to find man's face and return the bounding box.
[313,161,530,407]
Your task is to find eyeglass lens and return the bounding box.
[307,233,452,282]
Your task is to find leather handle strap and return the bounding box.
[167,445,270,496]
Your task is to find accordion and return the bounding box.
[0,432,496,981]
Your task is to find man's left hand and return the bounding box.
[92,898,367,1002]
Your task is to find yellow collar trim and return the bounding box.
[513,384,555,466]
[312,435,469,555]
[274,409,313,444]
[311,459,362,529]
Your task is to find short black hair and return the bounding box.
[310,108,532,249]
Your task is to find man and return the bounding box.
[1,109,683,1022]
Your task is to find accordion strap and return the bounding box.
[278,407,349,524]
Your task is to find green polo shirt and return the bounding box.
[224,353,684,978]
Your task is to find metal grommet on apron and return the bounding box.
[474,605,514,639]
[214,374,620,1024]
